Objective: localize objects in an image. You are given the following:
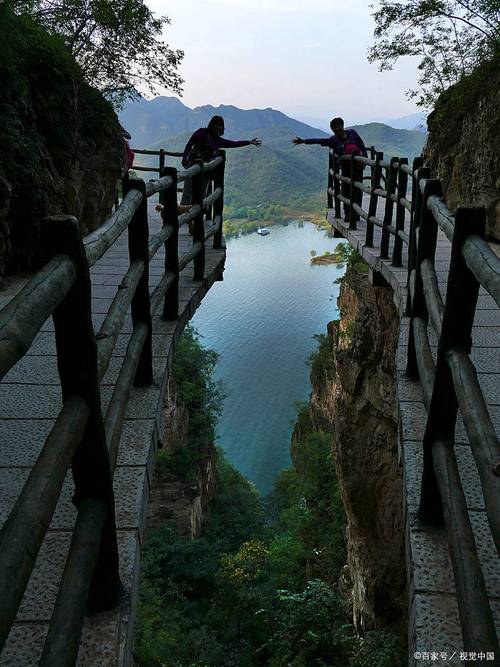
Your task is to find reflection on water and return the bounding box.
[191,221,345,494]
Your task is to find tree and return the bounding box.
[10,0,184,107]
[368,0,500,107]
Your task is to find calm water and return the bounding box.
[191,221,344,494]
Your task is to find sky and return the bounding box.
[147,0,423,127]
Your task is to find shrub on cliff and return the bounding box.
[0,7,122,275]
[158,326,224,479]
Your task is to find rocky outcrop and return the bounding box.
[309,268,406,632]
[424,58,500,241]
[146,376,217,540]
[0,10,123,279]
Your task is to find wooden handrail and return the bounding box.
[133,147,183,157]
[326,144,499,655]
[0,151,227,663]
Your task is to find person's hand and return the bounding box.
[250,137,262,146]
[155,203,164,212]
[293,137,304,145]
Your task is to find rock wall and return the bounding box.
[146,376,217,540]
[0,10,123,279]
[309,268,406,632]
[424,58,500,241]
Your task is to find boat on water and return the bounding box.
[257,227,271,236]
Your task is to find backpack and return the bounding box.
[343,142,361,156]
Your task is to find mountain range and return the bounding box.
[120,97,426,216]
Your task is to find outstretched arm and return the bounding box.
[216,136,261,148]
[293,136,334,147]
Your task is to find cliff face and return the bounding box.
[146,376,217,540]
[309,268,406,631]
[424,58,500,241]
[0,10,122,279]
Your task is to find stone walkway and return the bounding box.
[0,202,226,666]
[327,207,500,667]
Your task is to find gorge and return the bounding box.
[0,5,499,662]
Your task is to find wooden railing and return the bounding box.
[129,148,216,203]
[0,150,226,664]
[328,149,500,655]
[131,147,184,174]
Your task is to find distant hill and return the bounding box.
[120,96,327,148]
[120,98,426,215]
[377,112,428,132]
[350,123,427,159]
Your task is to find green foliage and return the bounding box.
[136,331,403,666]
[135,450,267,666]
[259,580,350,667]
[171,326,222,427]
[12,0,184,107]
[429,51,500,125]
[308,333,335,388]
[332,244,368,286]
[161,326,224,479]
[274,412,346,585]
[351,629,405,667]
[369,0,500,107]
[306,334,334,402]
[223,204,289,237]
[203,452,266,553]
[332,243,366,270]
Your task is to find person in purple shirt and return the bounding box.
[293,117,367,222]
[181,115,261,203]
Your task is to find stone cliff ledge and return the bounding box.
[308,266,407,633]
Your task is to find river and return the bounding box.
[190,221,345,494]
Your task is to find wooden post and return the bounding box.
[380,157,398,259]
[327,149,334,210]
[419,205,485,526]
[406,178,442,381]
[348,152,357,230]
[405,163,428,316]
[161,166,180,320]
[332,152,341,219]
[392,157,409,267]
[366,151,383,248]
[41,215,121,612]
[205,180,213,222]
[159,149,165,176]
[213,150,226,249]
[122,178,153,385]
[192,159,205,280]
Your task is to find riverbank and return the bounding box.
[310,249,344,265]
[223,208,328,238]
